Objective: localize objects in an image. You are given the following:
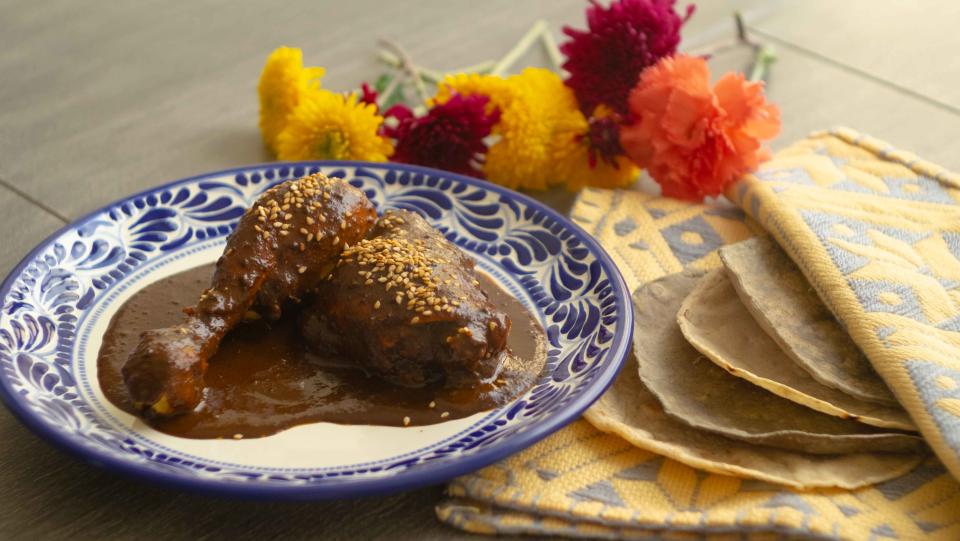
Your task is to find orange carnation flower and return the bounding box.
[619,54,780,201]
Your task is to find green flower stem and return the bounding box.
[748,44,777,82]
[491,20,547,76]
[454,60,496,75]
[375,72,403,109]
[379,39,430,105]
[419,67,445,84]
[540,27,563,72]
[376,50,493,84]
[377,50,435,82]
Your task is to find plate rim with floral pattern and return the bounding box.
[0,161,633,500]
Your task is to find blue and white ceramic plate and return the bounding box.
[0,162,632,499]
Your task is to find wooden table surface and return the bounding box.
[2,1,959,539]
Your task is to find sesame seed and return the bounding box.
[429,401,436,408]
[306,217,315,225]
[299,227,309,235]
[333,235,340,244]
[374,300,381,309]
[403,416,411,426]
[410,316,420,324]
[423,310,433,316]
[364,279,374,285]
[279,230,289,236]
[298,266,307,274]
[233,433,244,440]
[273,222,282,228]
[440,412,450,419]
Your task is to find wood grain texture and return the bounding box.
[0,186,64,275]
[1,0,959,539]
[753,0,960,111]
[0,0,587,220]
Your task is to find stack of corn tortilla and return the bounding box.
[586,236,928,490]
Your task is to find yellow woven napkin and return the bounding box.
[436,129,960,539]
[728,127,960,480]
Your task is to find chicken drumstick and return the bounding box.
[122,173,376,417]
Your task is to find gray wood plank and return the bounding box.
[679,0,781,50]
[0,184,65,276]
[0,0,587,220]
[753,0,960,111]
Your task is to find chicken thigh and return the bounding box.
[300,210,511,388]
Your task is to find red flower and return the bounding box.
[581,110,626,169]
[384,94,500,177]
[359,82,378,107]
[561,0,692,116]
[619,55,781,201]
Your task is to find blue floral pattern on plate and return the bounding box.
[0,161,632,499]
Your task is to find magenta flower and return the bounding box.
[561,0,693,116]
[385,94,500,177]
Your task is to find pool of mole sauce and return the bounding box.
[97,264,547,439]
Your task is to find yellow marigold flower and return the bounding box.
[433,73,512,112]
[554,146,639,190]
[553,103,638,190]
[258,47,325,153]
[434,68,638,191]
[435,72,549,189]
[275,90,393,162]
[483,68,564,190]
